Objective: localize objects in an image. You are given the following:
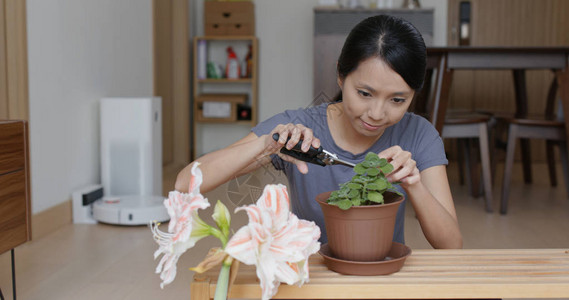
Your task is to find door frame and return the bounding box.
[0,0,29,120]
[153,0,191,170]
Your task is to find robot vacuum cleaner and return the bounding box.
[72,185,170,225]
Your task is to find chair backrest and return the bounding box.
[546,75,559,121]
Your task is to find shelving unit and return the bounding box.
[192,36,258,159]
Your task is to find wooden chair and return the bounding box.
[413,68,494,212]
[442,111,494,212]
[499,77,569,214]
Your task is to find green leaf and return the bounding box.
[354,163,366,175]
[379,158,388,167]
[365,152,379,162]
[366,167,380,176]
[353,176,367,184]
[351,198,362,206]
[368,192,384,204]
[367,160,380,168]
[348,189,359,198]
[380,163,394,174]
[338,200,353,210]
[366,183,381,191]
[373,178,388,190]
[392,189,404,197]
[347,182,362,189]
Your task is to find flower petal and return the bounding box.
[150,163,211,289]
[235,205,263,224]
[256,255,279,300]
[226,184,321,300]
[256,184,290,225]
[189,162,203,194]
[225,226,258,265]
[190,247,227,273]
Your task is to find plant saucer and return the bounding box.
[319,242,411,276]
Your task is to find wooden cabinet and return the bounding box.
[0,120,31,254]
[204,1,255,36]
[192,36,258,159]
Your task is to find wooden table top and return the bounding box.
[191,248,569,299]
[427,46,569,53]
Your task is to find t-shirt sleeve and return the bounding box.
[251,111,290,137]
[412,117,448,171]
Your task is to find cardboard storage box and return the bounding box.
[204,1,255,36]
[195,94,248,122]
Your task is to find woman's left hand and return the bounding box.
[377,146,420,188]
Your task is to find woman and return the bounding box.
[176,15,462,249]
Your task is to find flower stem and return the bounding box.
[209,227,228,248]
[213,256,233,300]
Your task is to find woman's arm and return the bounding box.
[175,132,271,193]
[405,165,462,249]
[378,146,463,249]
[175,124,321,194]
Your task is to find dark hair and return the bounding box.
[337,15,427,93]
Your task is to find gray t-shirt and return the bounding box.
[252,103,448,244]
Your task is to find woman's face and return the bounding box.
[337,57,415,138]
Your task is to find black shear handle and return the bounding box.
[271,133,326,167]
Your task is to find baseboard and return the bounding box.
[31,199,72,240]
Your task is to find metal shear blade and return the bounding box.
[272,133,355,168]
[319,150,355,168]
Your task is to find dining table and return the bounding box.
[190,248,569,299]
[419,46,569,165]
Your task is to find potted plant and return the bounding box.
[316,152,404,262]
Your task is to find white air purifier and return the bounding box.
[100,97,163,197]
[72,97,169,225]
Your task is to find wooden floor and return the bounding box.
[1,162,569,300]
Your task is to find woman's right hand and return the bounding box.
[265,123,321,174]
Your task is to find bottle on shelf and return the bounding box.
[225,46,240,79]
[244,44,253,78]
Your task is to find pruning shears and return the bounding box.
[272,133,355,168]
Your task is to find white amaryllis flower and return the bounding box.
[224,184,321,300]
[150,163,210,288]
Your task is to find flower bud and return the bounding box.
[212,200,231,237]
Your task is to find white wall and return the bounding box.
[27,0,153,214]
[255,0,321,120]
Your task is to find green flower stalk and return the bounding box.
[213,256,233,300]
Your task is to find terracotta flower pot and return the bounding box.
[316,191,404,262]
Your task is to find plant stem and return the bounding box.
[209,227,228,248]
[213,256,233,300]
